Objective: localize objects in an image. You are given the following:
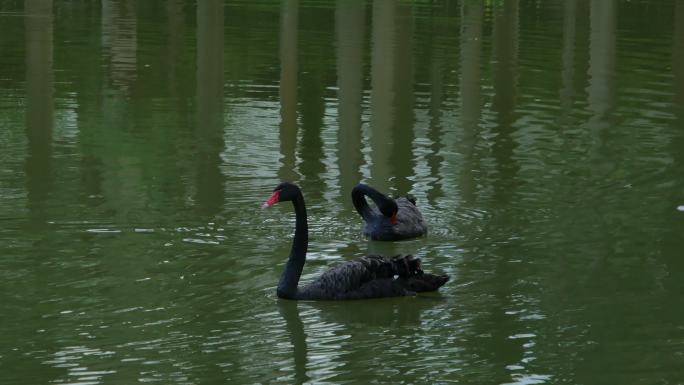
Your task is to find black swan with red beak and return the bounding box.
[262,182,448,300]
[352,183,428,241]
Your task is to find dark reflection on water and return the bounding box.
[277,295,450,384]
[24,0,54,226]
[195,0,225,217]
[491,0,520,207]
[277,301,309,385]
[459,0,483,208]
[279,0,299,183]
[390,3,415,195]
[369,0,394,193]
[2,0,684,384]
[335,0,364,209]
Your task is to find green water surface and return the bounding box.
[1,0,684,384]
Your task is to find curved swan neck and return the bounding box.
[277,192,308,299]
[352,184,394,219]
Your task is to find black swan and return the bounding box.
[262,182,448,300]
[352,183,428,241]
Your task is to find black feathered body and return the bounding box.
[295,255,448,300]
[362,198,427,241]
[352,184,428,241]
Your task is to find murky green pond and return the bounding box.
[1,0,684,383]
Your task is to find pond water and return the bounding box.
[1,0,684,384]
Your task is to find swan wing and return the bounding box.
[299,255,423,300]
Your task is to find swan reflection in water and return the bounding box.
[277,294,447,384]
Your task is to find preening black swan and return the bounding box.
[262,182,448,300]
[352,183,428,241]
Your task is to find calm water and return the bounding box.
[1,0,684,384]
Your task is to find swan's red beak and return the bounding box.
[262,191,280,208]
[389,212,398,225]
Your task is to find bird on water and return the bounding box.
[262,182,448,300]
[351,183,427,241]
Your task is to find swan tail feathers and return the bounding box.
[389,255,449,292]
[407,273,449,292]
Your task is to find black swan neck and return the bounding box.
[277,192,308,299]
[352,184,394,220]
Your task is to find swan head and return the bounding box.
[379,199,398,225]
[262,182,301,208]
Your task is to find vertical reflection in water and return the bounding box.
[581,2,615,299]
[587,0,615,156]
[369,0,395,193]
[665,1,684,298]
[196,0,225,217]
[560,0,577,123]
[159,0,190,215]
[278,301,309,385]
[25,0,54,225]
[335,0,365,208]
[390,4,415,195]
[424,5,448,206]
[76,1,104,210]
[167,0,185,100]
[491,0,520,206]
[279,0,299,183]
[101,0,140,223]
[459,0,483,207]
[482,2,524,382]
[575,2,618,383]
[301,299,437,383]
[101,0,137,93]
[20,2,57,382]
[79,150,105,209]
[298,8,327,201]
[674,2,684,113]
